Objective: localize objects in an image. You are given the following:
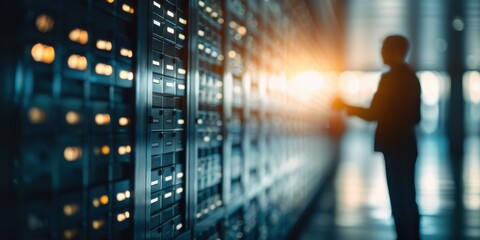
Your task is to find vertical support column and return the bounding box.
[134,1,149,238]
[187,0,200,235]
[447,0,465,157]
[446,2,466,237]
[408,0,420,67]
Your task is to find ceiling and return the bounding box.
[306,0,479,71]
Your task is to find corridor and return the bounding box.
[299,130,480,240]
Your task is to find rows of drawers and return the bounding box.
[147,0,188,238]
[12,0,137,239]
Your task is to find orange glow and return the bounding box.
[95,113,111,125]
[120,48,133,58]
[65,111,81,125]
[63,229,77,239]
[31,43,55,64]
[67,54,88,70]
[100,145,110,155]
[95,63,113,76]
[122,4,134,14]
[99,195,109,205]
[92,219,105,230]
[63,203,79,216]
[118,145,132,155]
[28,107,47,124]
[36,14,54,33]
[64,146,82,161]
[69,28,88,45]
[96,40,112,51]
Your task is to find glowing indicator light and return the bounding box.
[179,18,187,25]
[69,28,88,45]
[64,229,77,239]
[95,63,113,76]
[118,145,132,155]
[117,211,130,222]
[95,113,111,125]
[99,195,109,205]
[122,4,134,14]
[228,50,236,58]
[238,26,247,35]
[65,111,81,125]
[63,204,79,216]
[119,70,134,80]
[119,117,130,126]
[100,145,110,155]
[67,54,87,70]
[96,40,112,51]
[64,146,82,162]
[31,43,55,64]
[176,223,183,230]
[92,220,105,230]
[120,48,133,58]
[28,107,47,124]
[116,190,131,201]
[36,14,54,33]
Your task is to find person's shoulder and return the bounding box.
[394,63,418,78]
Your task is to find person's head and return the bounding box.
[381,35,409,66]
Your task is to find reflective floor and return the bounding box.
[298,131,480,240]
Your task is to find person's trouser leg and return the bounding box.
[384,153,420,240]
[401,156,420,240]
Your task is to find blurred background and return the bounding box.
[0,0,478,239]
[299,0,480,239]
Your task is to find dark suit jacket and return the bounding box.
[347,63,421,155]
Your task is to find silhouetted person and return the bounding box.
[334,35,421,240]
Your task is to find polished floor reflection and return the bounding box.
[299,131,480,240]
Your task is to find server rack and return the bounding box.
[2,0,137,238]
[1,0,336,239]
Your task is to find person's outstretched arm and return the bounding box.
[345,105,376,121]
[347,79,386,121]
[331,98,377,121]
[331,75,386,122]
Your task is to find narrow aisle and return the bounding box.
[298,131,480,240]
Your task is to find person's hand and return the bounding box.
[331,97,347,111]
